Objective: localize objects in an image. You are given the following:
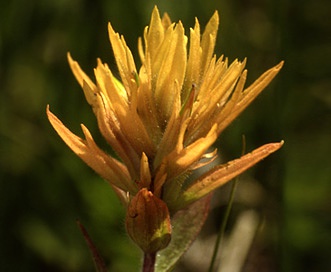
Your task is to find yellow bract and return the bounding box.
[47,6,283,212]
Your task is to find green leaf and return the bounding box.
[155,194,212,271]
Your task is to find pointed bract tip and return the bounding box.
[277,60,285,70]
[213,10,219,19]
[67,52,72,61]
[210,10,219,25]
[152,5,160,17]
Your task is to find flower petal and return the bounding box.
[182,19,201,100]
[136,65,162,143]
[217,61,284,135]
[145,6,166,64]
[46,105,138,195]
[93,89,141,178]
[67,53,95,89]
[161,124,218,204]
[108,23,138,96]
[153,22,187,123]
[200,11,219,76]
[94,60,156,159]
[153,80,182,169]
[173,141,284,210]
[67,53,97,107]
[139,152,152,189]
[188,59,245,142]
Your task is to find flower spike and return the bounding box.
[47,6,284,260]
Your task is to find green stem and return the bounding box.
[207,178,238,272]
[142,252,156,272]
[208,136,246,271]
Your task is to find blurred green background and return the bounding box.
[1,0,330,271]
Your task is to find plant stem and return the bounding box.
[208,135,246,272]
[143,252,156,272]
[208,178,238,272]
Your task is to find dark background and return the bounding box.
[1,0,330,271]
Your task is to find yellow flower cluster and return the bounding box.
[47,6,282,225]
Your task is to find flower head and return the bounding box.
[47,6,283,252]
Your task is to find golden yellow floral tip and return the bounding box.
[47,6,284,216]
